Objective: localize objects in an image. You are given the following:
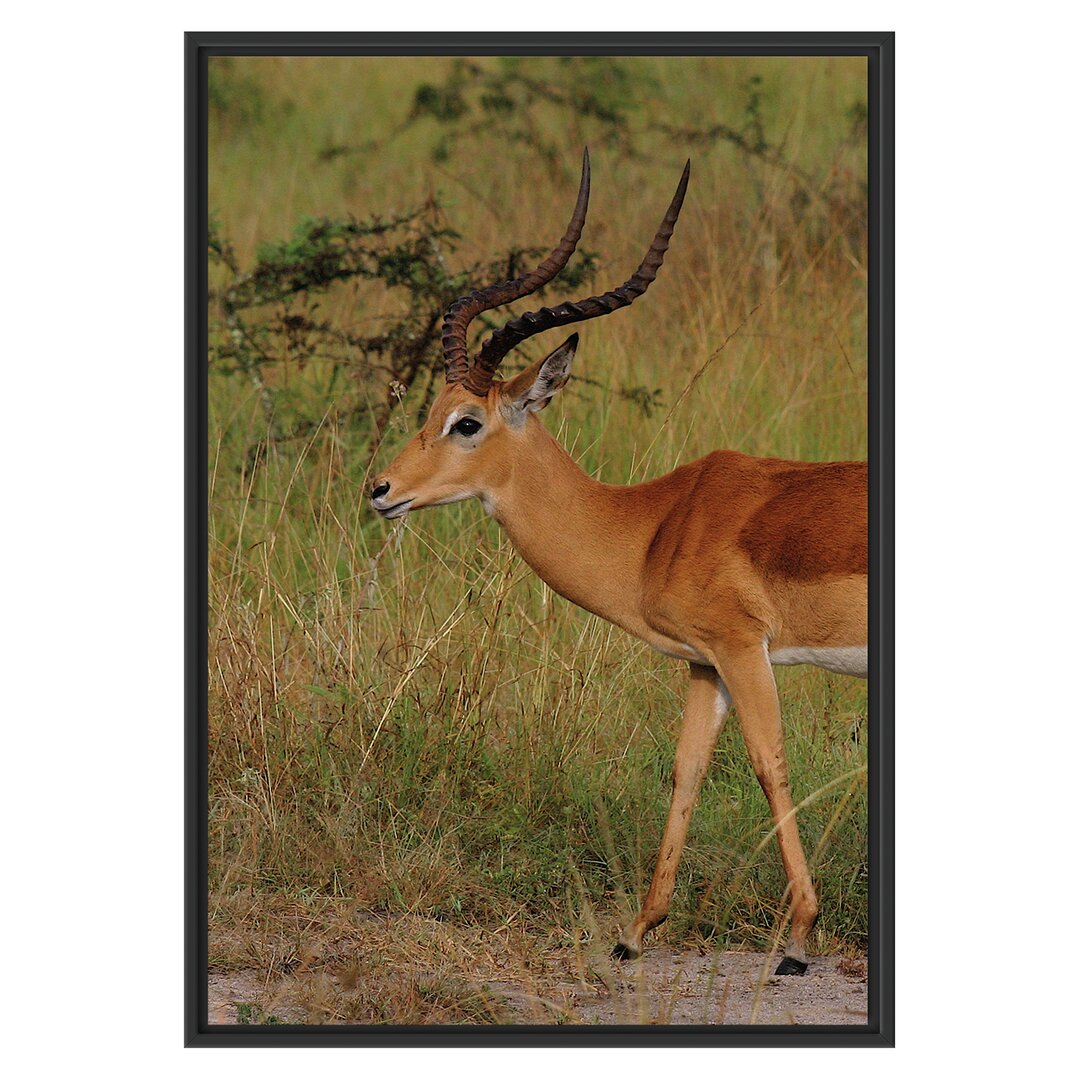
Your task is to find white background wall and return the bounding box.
[3,4,1073,1073]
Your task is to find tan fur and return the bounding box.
[373,348,868,969]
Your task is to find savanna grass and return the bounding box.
[208,54,869,1022]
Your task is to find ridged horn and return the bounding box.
[471,160,691,384]
[442,148,591,390]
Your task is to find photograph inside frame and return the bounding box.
[204,50,875,1032]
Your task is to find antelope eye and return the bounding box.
[452,417,482,437]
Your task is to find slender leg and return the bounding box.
[614,662,731,959]
[716,641,819,975]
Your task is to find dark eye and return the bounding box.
[452,417,482,437]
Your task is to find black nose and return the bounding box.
[372,481,390,500]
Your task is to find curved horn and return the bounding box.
[471,160,691,383]
[443,148,591,389]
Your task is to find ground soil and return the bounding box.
[208,947,868,1027]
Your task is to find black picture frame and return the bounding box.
[186,31,894,1047]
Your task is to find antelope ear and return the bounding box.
[502,334,578,416]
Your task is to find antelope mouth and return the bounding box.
[374,498,413,520]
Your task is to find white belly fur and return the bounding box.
[646,637,867,679]
[769,646,867,678]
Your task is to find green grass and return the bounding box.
[207,54,869,1022]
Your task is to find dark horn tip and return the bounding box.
[668,160,691,214]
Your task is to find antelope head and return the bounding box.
[370,150,690,521]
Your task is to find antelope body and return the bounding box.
[371,151,868,974]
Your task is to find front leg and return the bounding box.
[714,640,819,975]
[615,662,731,959]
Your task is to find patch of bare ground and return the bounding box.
[486,948,868,1026]
[208,905,867,1027]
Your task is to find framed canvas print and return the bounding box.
[186,31,893,1046]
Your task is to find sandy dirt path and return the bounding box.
[484,948,868,1025]
[208,948,867,1027]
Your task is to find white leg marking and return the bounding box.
[715,675,733,726]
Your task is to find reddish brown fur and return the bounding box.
[739,461,867,581]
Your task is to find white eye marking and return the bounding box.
[442,411,483,438]
[441,409,463,436]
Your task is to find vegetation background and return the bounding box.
[207,54,868,1024]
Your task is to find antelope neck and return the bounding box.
[487,420,661,632]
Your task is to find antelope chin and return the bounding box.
[375,499,413,520]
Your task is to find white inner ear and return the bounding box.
[525,367,564,407]
[517,343,575,413]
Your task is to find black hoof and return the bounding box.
[611,942,640,961]
[775,955,808,976]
